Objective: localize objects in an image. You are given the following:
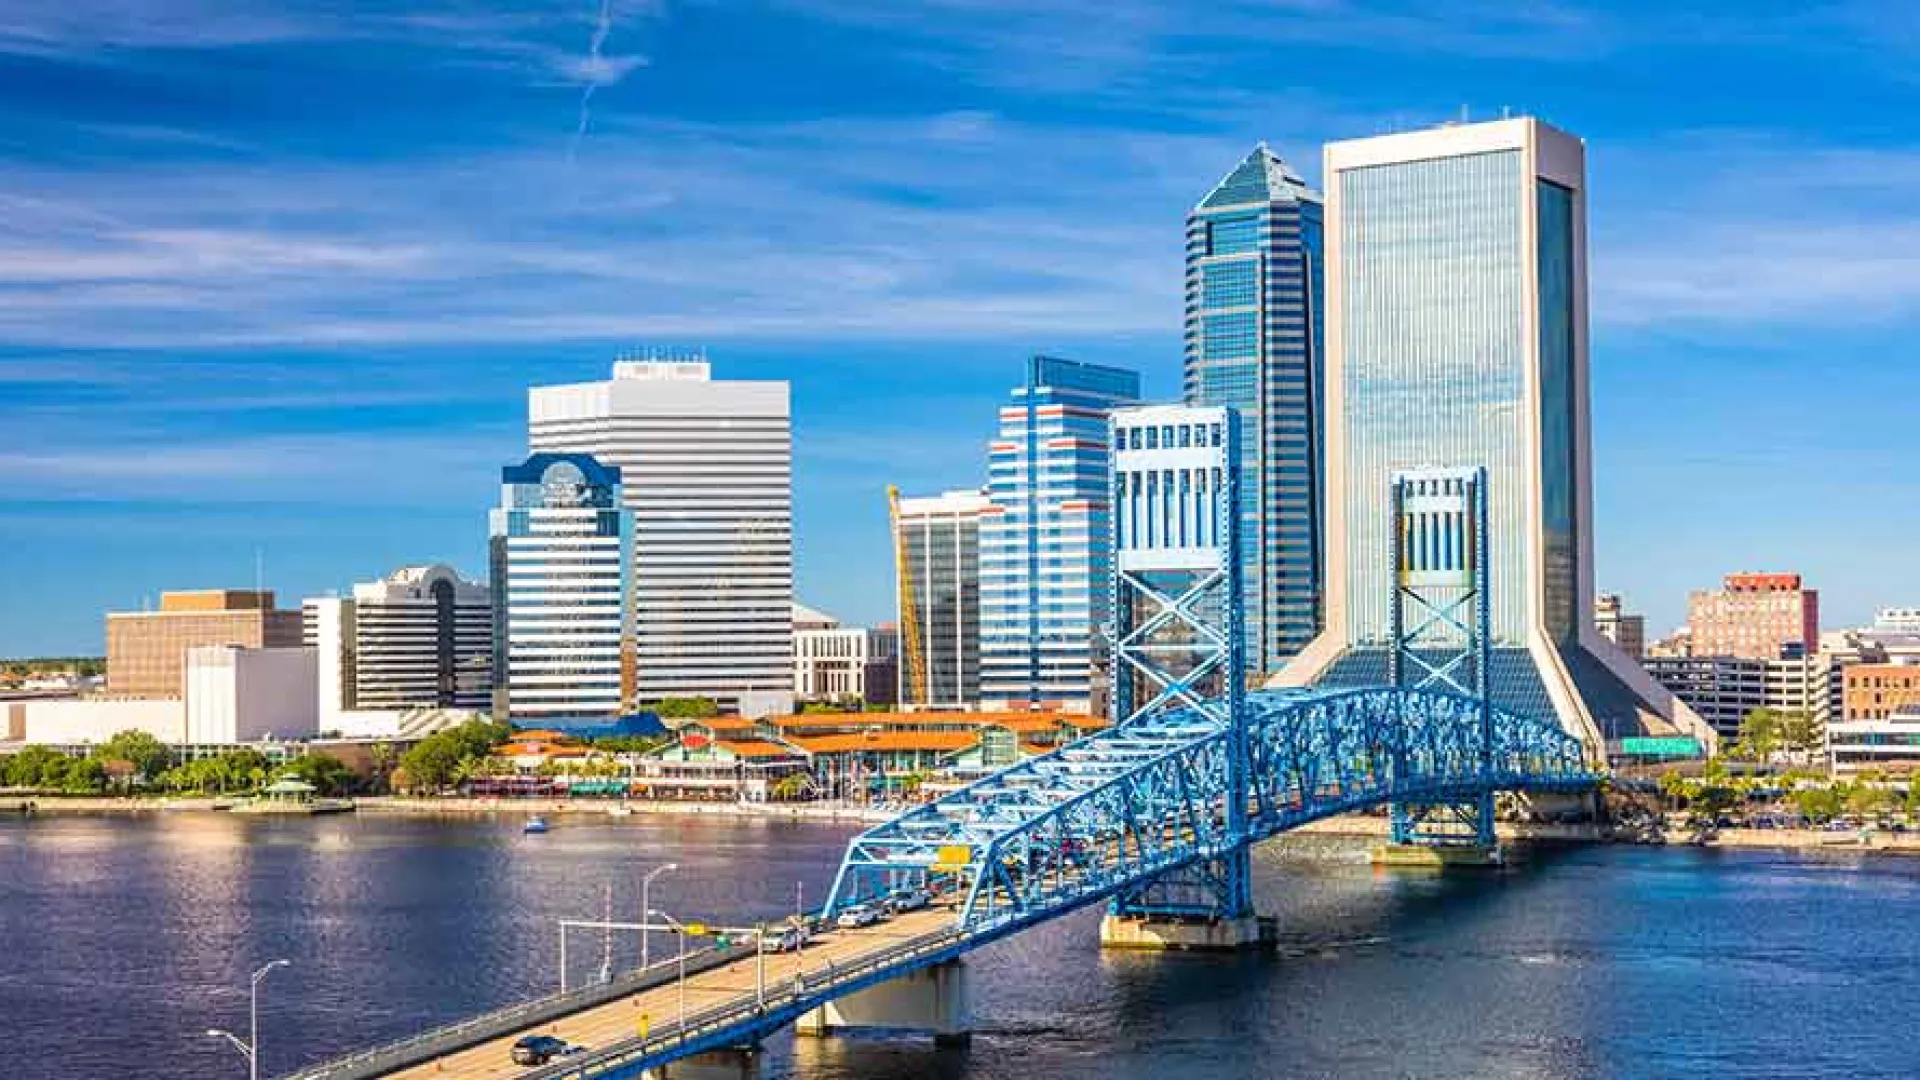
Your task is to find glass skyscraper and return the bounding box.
[980,356,1141,713]
[1184,145,1325,680]
[1278,118,1713,752]
[894,488,992,709]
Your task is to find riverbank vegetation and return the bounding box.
[1,729,360,797]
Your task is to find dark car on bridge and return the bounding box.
[511,1034,580,1066]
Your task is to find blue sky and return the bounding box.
[2,0,1918,655]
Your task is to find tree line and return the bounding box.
[1,730,359,797]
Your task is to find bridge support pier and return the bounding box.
[644,1046,762,1080]
[1375,794,1502,869]
[1099,912,1275,951]
[795,959,970,1046]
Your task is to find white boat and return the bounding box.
[523,815,551,834]
[607,803,634,818]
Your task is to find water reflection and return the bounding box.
[5,816,1920,1080]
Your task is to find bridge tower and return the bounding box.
[1381,466,1501,863]
[1099,405,1266,949]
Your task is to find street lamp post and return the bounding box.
[640,863,677,971]
[647,908,688,1035]
[206,959,290,1080]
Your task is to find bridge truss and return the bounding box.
[825,685,1591,939]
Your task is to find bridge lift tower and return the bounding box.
[1099,404,1267,950]
[1382,466,1501,864]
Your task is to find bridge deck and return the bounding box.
[376,908,955,1079]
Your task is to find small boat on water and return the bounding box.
[523,815,551,834]
[607,803,634,818]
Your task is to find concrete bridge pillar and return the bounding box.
[795,960,970,1046]
[1098,913,1276,951]
[643,1047,761,1080]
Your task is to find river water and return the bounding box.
[3,811,1917,1080]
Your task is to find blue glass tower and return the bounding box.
[980,356,1142,713]
[1184,144,1325,681]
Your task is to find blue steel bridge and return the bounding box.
[284,413,1596,1080]
[285,686,1589,1080]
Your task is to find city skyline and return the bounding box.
[7,0,1920,654]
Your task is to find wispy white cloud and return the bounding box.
[0,425,512,504]
[1591,137,1920,326]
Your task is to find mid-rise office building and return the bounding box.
[303,564,491,723]
[1645,647,1835,744]
[792,605,899,707]
[1276,118,1711,752]
[979,356,1140,713]
[529,357,793,717]
[1594,594,1646,659]
[895,489,992,709]
[1842,663,1920,721]
[106,590,303,698]
[490,453,633,729]
[1643,655,1766,741]
[1687,572,1820,661]
[1184,146,1326,678]
[1873,608,1920,633]
[1829,661,1920,771]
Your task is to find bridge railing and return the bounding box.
[519,924,970,1080]
[271,944,746,1080]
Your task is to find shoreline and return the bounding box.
[1,794,899,825]
[10,797,1918,854]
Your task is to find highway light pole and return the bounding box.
[206,959,290,1080]
[647,908,688,1035]
[640,863,677,971]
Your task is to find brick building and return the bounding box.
[106,590,303,698]
[1686,572,1819,661]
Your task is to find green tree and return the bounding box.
[1736,708,1784,762]
[1846,782,1889,820]
[592,734,667,754]
[399,734,466,793]
[1793,785,1846,823]
[281,752,359,797]
[771,772,810,800]
[367,742,398,795]
[97,730,172,782]
[655,697,720,721]
[4,745,68,789]
[61,756,107,794]
[1777,710,1822,764]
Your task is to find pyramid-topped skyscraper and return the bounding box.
[1184,144,1325,680]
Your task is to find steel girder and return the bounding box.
[823,686,1590,935]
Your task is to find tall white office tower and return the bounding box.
[1276,118,1712,753]
[529,358,794,718]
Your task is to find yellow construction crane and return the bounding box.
[887,485,928,704]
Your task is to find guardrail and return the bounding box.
[272,943,748,1080]
[522,925,968,1080]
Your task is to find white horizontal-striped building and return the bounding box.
[303,564,492,727]
[529,358,793,718]
[489,453,633,728]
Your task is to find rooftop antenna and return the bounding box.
[254,547,264,598]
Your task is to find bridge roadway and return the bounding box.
[375,907,956,1079]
